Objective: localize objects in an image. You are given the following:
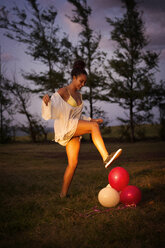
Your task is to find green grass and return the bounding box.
[0,141,165,248]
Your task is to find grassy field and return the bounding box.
[15,123,162,142]
[0,141,165,248]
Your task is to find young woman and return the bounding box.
[42,60,122,198]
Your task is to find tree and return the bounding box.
[10,79,48,142]
[106,0,159,142]
[151,80,165,140]
[0,46,14,143]
[67,0,107,119]
[0,0,72,95]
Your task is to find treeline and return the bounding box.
[0,0,165,143]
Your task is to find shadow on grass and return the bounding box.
[142,183,165,204]
[133,168,153,177]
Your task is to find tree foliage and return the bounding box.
[67,0,107,119]
[9,79,48,142]
[0,0,72,95]
[106,0,159,141]
[0,48,14,143]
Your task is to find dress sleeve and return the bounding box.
[42,100,52,120]
[42,93,62,120]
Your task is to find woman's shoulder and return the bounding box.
[57,87,68,101]
[57,87,67,96]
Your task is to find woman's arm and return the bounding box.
[42,94,51,120]
[90,118,103,124]
[42,92,63,120]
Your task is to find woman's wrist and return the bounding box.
[91,118,103,124]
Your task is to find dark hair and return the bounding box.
[71,60,87,78]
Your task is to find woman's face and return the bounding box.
[73,74,87,90]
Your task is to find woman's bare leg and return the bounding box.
[60,137,80,198]
[73,120,108,161]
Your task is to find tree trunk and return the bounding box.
[89,85,93,119]
[130,100,135,142]
[29,124,36,143]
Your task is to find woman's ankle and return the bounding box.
[60,192,66,198]
[103,153,109,161]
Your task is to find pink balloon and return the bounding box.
[108,167,129,191]
[120,185,142,205]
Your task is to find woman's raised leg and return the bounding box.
[73,120,122,168]
[60,136,80,198]
[73,120,108,161]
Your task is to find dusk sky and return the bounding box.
[0,0,165,125]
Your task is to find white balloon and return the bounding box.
[98,187,120,207]
[106,184,121,194]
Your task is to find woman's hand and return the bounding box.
[43,94,50,106]
[91,118,103,124]
[96,118,103,124]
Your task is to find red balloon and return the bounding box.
[120,185,142,205]
[108,167,129,191]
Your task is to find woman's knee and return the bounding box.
[91,121,99,131]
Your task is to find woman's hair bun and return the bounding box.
[71,59,87,78]
[73,60,86,70]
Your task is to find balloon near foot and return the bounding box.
[120,185,142,205]
[108,167,129,191]
[98,187,120,207]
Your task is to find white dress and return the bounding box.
[42,92,91,146]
